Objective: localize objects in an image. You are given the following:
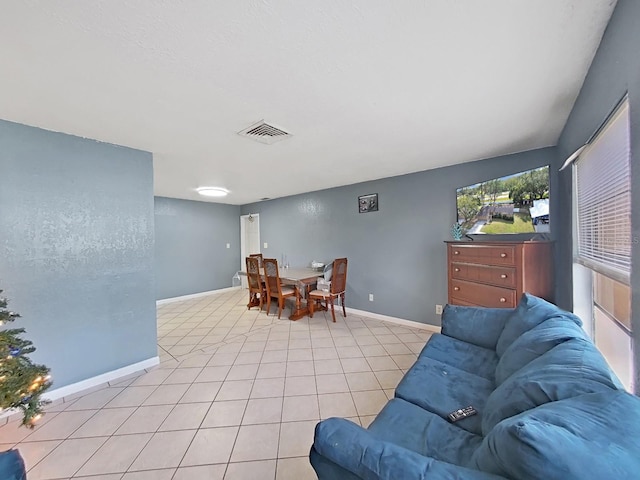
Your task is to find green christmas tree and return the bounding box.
[0,289,51,427]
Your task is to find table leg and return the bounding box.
[289,282,310,321]
[247,293,260,309]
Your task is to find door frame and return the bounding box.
[240,214,260,287]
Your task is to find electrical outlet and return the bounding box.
[369,294,374,302]
[226,243,230,249]
[435,304,443,315]
[263,242,268,249]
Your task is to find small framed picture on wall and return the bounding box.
[358,193,378,213]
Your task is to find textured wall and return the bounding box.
[556,0,640,391]
[242,147,555,326]
[0,120,157,388]
[155,197,241,300]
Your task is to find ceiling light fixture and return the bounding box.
[196,187,229,197]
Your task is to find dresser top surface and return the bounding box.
[445,240,553,245]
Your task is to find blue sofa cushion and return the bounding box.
[495,294,582,357]
[312,418,509,480]
[482,338,620,434]
[420,334,498,382]
[367,398,482,466]
[0,450,26,480]
[494,317,588,385]
[395,356,493,435]
[441,304,512,350]
[470,391,640,480]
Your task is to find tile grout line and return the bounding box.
[4,288,430,479]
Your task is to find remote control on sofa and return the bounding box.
[447,406,477,422]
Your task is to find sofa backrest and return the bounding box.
[469,390,640,480]
[494,316,588,385]
[482,337,622,435]
[495,293,582,357]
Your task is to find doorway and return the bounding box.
[240,214,261,288]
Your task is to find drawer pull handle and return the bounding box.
[454,287,460,291]
[454,251,460,255]
[500,253,507,258]
[500,274,507,279]
[454,268,460,272]
[499,297,507,303]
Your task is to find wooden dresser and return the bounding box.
[446,240,553,308]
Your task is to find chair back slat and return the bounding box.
[263,258,282,296]
[246,257,262,290]
[331,258,348,294]
[249,253,263,268]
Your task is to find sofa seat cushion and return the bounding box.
[482,338,620,434]
[495,294,582,357]
[470,390,640,480]
[395,356,493,435]
[495,317,588,385]
[420,334,498,382]
[367,398,482,466]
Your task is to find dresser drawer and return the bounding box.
[450,279,517,308]
[449,244,517,266]
[451,263,517,288]
[446,241,553,308]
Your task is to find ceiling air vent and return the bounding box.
[238,120,292,145]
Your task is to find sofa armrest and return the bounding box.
[312,418,508,480]
[440,304,513,350]
[0,449,26,480]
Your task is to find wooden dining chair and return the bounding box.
[262,258,296,319]
[309,257,348,322]
[246,256,266,311]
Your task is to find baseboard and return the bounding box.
[0,356,160,425]
[159,292,439,332]
[42,356,160,402]
[156,286,241,305]
[346,307,441,333]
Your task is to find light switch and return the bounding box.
[263,242,268,249]
[226,243,230,249]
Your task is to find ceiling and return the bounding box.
[1,1,616,205]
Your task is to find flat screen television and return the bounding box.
[456,165,550,235]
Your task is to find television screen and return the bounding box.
[456,166,549,235]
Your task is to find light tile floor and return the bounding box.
[0,288,432,479]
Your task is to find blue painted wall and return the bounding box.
[5,0,632,390]
[556,0,640,390]
[242,147,555,326]
[155,197,241,300]
[0,120,157,388]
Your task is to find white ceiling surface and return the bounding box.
[1,1,616,205]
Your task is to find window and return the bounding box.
[575,99,631,282]
[572,97,633,391]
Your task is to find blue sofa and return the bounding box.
[310,294,640,479]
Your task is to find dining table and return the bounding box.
[240,266,324,320]
[278,267,325,320]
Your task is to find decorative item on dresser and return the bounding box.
[446,240,553,308]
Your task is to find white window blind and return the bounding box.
[575,99,631,284]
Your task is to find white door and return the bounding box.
[240,214,261,288]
